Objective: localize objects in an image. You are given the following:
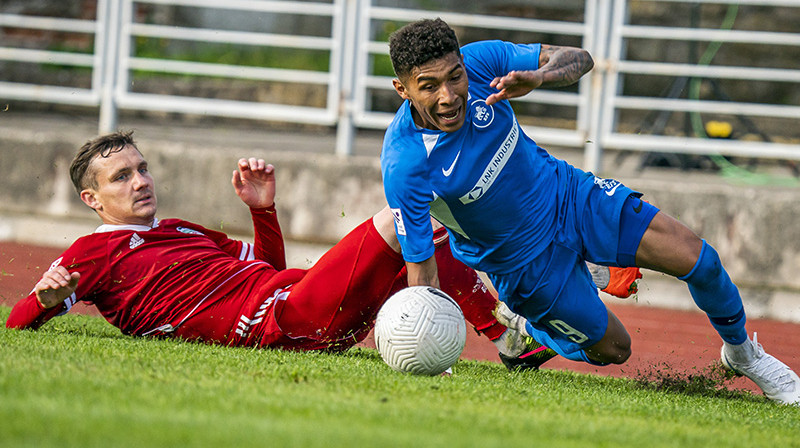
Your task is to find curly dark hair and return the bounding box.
[70,130,138,193]
[389,18,461,79]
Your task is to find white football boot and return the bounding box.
[721,332,800,405]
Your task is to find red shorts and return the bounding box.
[259,218,406,351]
[179,219,503,351]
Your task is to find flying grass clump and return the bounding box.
[633,360,759,401]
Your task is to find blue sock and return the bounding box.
[678,240,748,345]
[524,322,608,365]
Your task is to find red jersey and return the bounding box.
[5,206,303,344]
[7,208,506,352]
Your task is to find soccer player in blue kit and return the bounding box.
[380,18,799,405]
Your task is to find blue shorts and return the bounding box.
[617,195,659,266]
[488,175,659,355]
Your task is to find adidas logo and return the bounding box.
[129,233,144,249]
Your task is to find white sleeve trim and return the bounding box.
[239,242,254,261]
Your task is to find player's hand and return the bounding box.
[232,158,276,209]
[34,266,80,309]
[486,70,544,106]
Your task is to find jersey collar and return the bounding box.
[94,218,160,234]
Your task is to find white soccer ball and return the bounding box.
[374,286,467,376]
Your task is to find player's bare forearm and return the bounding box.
[486,45,593,105]
[34,267,80,309]
[406,257,440,289]
[536,44,594,88]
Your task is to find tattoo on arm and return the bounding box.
[537,44,594,88]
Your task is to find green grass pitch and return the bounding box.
[2,307,798,447]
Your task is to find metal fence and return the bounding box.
[112,0,346,128]
[0,1,110,108]
[343,2,594,158]
[2,0,799,172]
[595,0,800,173]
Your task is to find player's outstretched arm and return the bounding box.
[232,158,276,209]
[34,266,80,309]
[486,44,594,105]
[535,44,594,88]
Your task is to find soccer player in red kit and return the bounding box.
[4,131,548,366]
[5,131,637,369]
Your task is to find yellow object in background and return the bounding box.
[705,120,733,138]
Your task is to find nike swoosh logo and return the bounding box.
[605,183,620,197]
[442,151,461,177]
[632,199,643,213]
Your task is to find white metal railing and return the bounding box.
[593,0,800,172]
[1,0,798,172]
[107,0,345,130]
[347,2,594,153]
[0,0,111,107]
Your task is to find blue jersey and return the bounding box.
[381,40,575,273]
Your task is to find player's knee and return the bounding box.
[609,329,632,364]
[586,313,631,364]
[607,341,632,364]
[587,338,631,365]
[592,310,631,364]
[680,240,722,283]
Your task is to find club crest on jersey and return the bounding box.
[471,99,494,129]
[593,176,622,197]
[129,232,144,249]
[177,226,204,236]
